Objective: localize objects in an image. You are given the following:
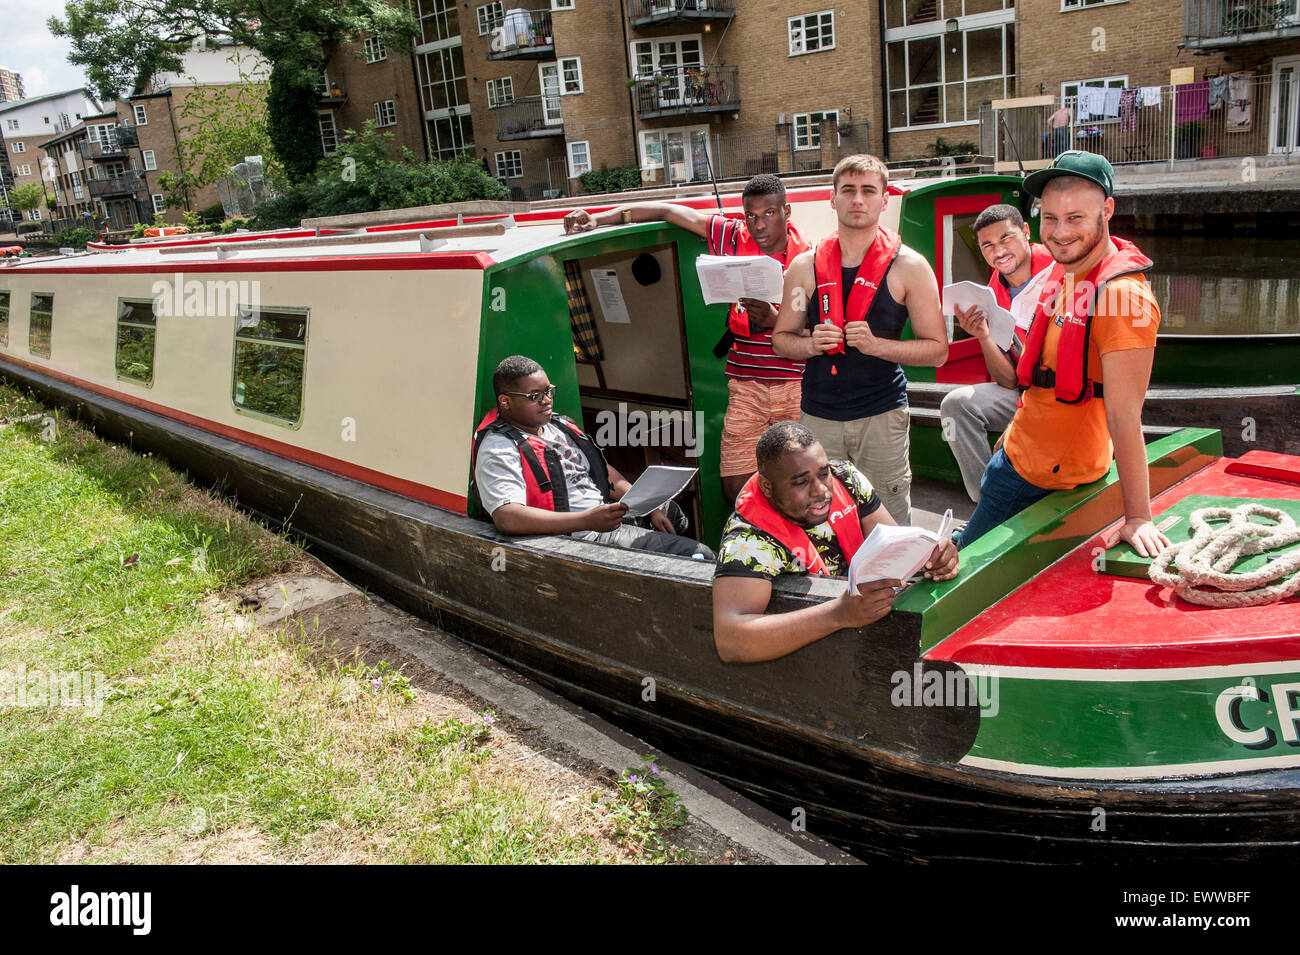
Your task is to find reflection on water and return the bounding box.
[1134,234,1300,337]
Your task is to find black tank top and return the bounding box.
[801,264,910,421]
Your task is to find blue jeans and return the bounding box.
[955,448,1052,548]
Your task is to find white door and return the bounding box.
[632,38,701,109]
[1270,55,1300,153]
[539,63,563,126]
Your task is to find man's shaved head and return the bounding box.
[756,421,820,476]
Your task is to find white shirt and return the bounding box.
[475,421,606,538]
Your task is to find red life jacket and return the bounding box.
[722,221,811,336]
[470,408,611,514]
[989,242,1055,328]
[1016,237,1154,405]
[734,469,865,576]
[812,226,903,358]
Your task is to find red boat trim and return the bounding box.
[7,251,496,275]
[85,229,346,252]
[0,353,468,513]
[1224,460,1300,485]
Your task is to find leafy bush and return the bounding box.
[199,202,227,223]
[248,124,508,230]
[53,226,97,249]
[579,165,642,195]
[930,136,978,158]
[219,216,251,234]
[16,222,44,235]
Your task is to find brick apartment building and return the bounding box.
[40,104,153,232]
[0,89,102,228]
[0,67,25,104]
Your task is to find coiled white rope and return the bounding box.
[1148,503,1300,608]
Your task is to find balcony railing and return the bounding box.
[632,65,740,120]
[626,0,734,27]
[88,174,146,199]
[319,84,348,108]
[494,96,564,140]
[1184,0,1300,48]
[486,9,554,59]
[77,124,139,161]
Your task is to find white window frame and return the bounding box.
[794,110,839,150]
[559,56,583,95]
[788,10,835,56]
[134,104,147,126]
[29,208,41,221]
[494,149,524,179]
[637,124,710,172]
[374,100,398,127]
[476,2,504,35]
[885,15,1016,132]
[151,194,165,215]
[4,119,16,131]
[551,0,574,8]
[364,36,387,62]
[567,140,591,178]
[142,149,157,171]
[17,164,30,176]
[1062,75,1128,126]
[11,141,23,153]
[630,35,703,79]
[1061,0,1128,10]
[486,76,515,108]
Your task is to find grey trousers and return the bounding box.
[592,523,715,560]
[801,406,913,526]
[939,382,1020,503]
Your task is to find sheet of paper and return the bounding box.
[1009,264,1056,331]
[694,254,784,306]
[618,465,698,518]
[942,281,1017,352]
[847,523,941,593]
[590,268,631,324]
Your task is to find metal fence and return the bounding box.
[494,96,563,140]
[631,65,741,120]
[988,74,1288,170]
[710,120,869,180]
[1184,0,1300,44]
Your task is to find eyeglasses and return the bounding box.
[502,384,557,403]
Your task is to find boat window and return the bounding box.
[231,306,308,426]
[0,290,9,347]
[115,299,157,385]
[29,293,53,358]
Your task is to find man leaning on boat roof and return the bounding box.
[471,356,714,559]
[563,174,809,505]
[956,151,1170,558]
[711,421,958,664]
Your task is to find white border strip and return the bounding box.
[956,658,1300,683]
[961,751,1300,781]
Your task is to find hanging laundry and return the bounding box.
[1119,88,1138,131]
[1140,86,1163,109]
[1208,74,1229,110]
[1174,81,1210,123]
[1227,72,1255,131]
[1077,86,1106,122]
[1101,87,1122,119]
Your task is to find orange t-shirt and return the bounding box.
[1003,273,1160,490]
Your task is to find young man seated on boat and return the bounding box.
[940,203,1054,503]
[472,356,715,560]
[956,152,1170,558]
[773,154,948,527]
[562,174,810,505]
[711,422,958,663]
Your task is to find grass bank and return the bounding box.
[0,384,694,864]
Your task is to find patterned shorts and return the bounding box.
[719,378,803,477]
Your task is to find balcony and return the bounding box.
[632,65,740,120]
[88,175,145,200]
[77,124,139,161]
[319,84,348,108]
[486,9,554,60]
[1184,0,1300,48]
[494,96,564,140]
[627,0,734,28]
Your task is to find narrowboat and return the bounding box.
[2,179,1298,862]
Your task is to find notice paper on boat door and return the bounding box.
[847,510,953,594]
[590,268,632,324]
[941,281,1017,351]
[694,255,784,306]
[617,466,698,518]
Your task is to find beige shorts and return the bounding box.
[800,406,913,526]
[719,378,803,477]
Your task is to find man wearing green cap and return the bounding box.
[957,151,1170,558]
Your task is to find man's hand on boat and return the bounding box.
[563,209,598,233]
[922,538,960,581]
[1117,517,1171,559]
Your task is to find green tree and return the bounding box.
[49,0,416,183]
[8,183,53,217]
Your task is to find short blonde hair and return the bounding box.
[832,154,889,192]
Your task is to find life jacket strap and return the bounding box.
[1029,366,1104,399]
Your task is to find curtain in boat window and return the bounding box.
[564,260,604,362]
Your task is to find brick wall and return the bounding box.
[326,39,426,158]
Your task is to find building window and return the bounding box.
[886,21,1016,129]
[1061,0,1127,9]
[1061,75,1128,124]
[486,77,515,108]
[788,11,835,56]
[142,149,157,171]
[28,209,40,221]
[233,306,308,426]
[559,56,583,94]
[319,112,339,155]
[413,0,461,46]
[426,114,473,160]
[0,290,9,347]
[631,37,702,79]
[416,45,470,114]
[374,100,398,127]
[151,194,166,215]
[115,299,156,386]
[638,126,712,182]
[364,36,387,62]
[794,110,839,149]
[11,141,23,153]
[495,149,523,178]
[551,0,574,8]
[17,164,30,176]
[476,2,504,35]
[134,104,147,125]
[4,119,16,131]
[567,140,591,178]
[29,293,53,358]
